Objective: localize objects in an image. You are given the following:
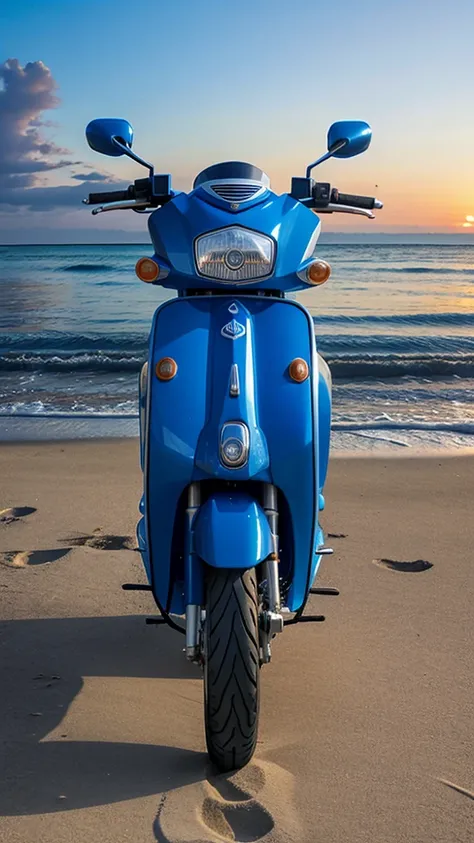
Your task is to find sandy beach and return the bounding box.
[0,440,473,842]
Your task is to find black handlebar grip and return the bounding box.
[87,188,132,205]
[332,191,376,210]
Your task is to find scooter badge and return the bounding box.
[221,319,246,340]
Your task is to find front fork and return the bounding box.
[184,481,284,664]
[260,483,284,663]
[184,482,202,662]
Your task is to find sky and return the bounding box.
[0,0,473,243]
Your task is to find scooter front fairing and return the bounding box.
[137,293,326,617]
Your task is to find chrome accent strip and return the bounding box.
[261,483,283,663]
[185,604,200,660]
[263,484,281,614]
[185,483,201,661]
[229,363,240,397]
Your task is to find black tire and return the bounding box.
[204,567,260,772]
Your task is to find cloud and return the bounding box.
[0,58,79,190]
[71,171,110,182]
[0,58,117,208]
[0,180,131,211]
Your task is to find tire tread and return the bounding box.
[204,568,260,771]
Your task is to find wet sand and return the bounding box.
[0,440,473,842]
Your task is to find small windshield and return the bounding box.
[193,161,269,188]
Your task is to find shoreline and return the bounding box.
[1,414,474,456]
[1,435,474,461]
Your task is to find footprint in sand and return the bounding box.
[154,760,300,843]
[373,557,433,573]
[0,548,71,568]
[0,506,37,525]
[59,532,135,551]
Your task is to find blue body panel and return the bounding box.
[194,298,270,480]
[147,191,322,294]
[140,294,323,614]
[194,492,273,569]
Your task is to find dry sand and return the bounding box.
[0,440,473,842]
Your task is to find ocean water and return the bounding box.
[1,242,473,451]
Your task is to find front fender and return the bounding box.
[194,492,273,569]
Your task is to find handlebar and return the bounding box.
[86,187,135,205]
[84,177,383,218]
[330,190,376,210]
[303,181,382,215]
[84,176,173,212]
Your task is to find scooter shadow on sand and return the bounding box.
[0,614,212,816]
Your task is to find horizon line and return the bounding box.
[2,232,474,248]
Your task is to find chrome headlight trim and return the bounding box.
[194,226,275,285]
[220,422,249,469]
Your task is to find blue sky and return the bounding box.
[1,0,473,241]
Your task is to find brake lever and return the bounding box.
[317,203,375,219]
[90,199,150,216]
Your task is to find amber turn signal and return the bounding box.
[136,257,160,283]
[306,259,331,286]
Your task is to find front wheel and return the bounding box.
[204,567,260,772]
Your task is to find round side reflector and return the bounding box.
[136,257,160,283]
[155,357,178,381]
[289,358,309,382]
[306,260,331,286]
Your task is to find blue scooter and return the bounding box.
[84,118,382,771]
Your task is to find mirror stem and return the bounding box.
[112,137,154,176]
[305,139,347,178]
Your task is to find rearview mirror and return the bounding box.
[327,120,372,158]
[85,118,154,175]
[306,119,372,177]
[85,118,134,157]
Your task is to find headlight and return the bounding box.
[195,226,274,283]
